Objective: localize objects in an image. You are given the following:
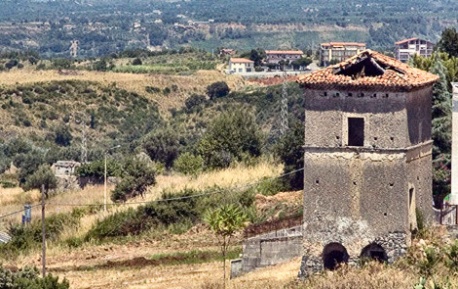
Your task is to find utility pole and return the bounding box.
[104,152,107,212]
[41,184,46,278]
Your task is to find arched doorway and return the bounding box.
[359,242,388,263]
[322,242,349,270]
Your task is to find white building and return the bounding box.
[229,58,254,74]
[320,42,366,66]
[395,38,435,63]
[265,50,304,65]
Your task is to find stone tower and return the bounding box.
[296,50,438,274]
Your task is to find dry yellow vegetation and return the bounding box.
[0,160,282,233]
[0,68,246,113]
[0,160,291,289]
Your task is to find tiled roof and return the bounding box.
[265,50,304,55]
[297,49,439,91]
[395,37,419,45]
[321,42,366,48]
[230,58,254,63]
[395,37,434,45]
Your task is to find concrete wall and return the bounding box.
[260,236,302,267]
[240,226,302,274]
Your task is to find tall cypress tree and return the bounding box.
[429,55,452,202]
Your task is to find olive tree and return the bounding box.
[23,164,57,198]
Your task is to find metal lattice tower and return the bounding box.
[70,40,79,58]
[80,123,87,163]
[279,77,289,135]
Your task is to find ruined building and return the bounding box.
[296,50,438,274]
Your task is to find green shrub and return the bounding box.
[3,209,83,257]
[255,177,285,196]
[185,94,207,112]
[145,86,161,94]
[65,236,84,248]
[132,58,143,65]
[0,266,69,289]
[206,81,230,100]
[173,152,204,177]
[86,207,153,240]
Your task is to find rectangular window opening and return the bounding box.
[348,117,364,146]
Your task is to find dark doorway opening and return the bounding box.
[359,243,388,263]
[348,117,364,146]
[322,242,349,270]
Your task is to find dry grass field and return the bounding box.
[0,160,296,289]
[0,68,246,114]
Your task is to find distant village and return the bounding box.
[223,37,434,76]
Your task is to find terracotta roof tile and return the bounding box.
[395,37,434,45]
[230,58,254,63]
[394,37,419,45]
[321,42,366,48]
[297,49,438,92]
[265,50,304,55]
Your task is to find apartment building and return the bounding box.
[320,42,366,66]
[395,38,434,63]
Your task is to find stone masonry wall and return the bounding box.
[303,150,409,236]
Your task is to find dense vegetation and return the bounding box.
[0,0,456,56]
[0,265,69,289]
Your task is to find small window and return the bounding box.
[348,117,364,146]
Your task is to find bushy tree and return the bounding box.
[143,128,181,169]
[132,57,142,65]
[22,164,57,198]
[13,150,46,185]
[275,121,304,190]
[198,109,263,169]
[206,81,230,100]
[77,159,122,182]
[111,157,156,202]
[292,57,312,70]
[437,28,458,58]
[54,125,72,147]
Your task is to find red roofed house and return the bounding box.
[296,49,437,276]
[228,58,254,74]
[395,38,434,63]
[320,42,366,66]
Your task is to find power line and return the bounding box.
[0,167,304,220]
[49,167,305,208]
[0,204,41,220]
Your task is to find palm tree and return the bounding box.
[205,204,247,288]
